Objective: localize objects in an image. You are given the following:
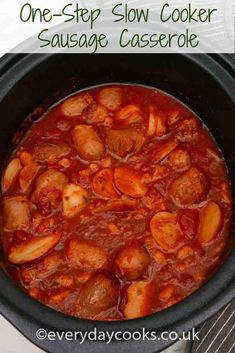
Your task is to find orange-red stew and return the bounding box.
[0,85,232,320]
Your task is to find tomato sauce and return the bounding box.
[0,84,232,320]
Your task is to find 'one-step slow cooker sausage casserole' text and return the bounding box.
[0,85,232,320]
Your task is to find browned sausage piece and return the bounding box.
[33,140,71,163]
[98,87,122,111]
[77,271,119,319]
[72,124,104,161]
[115,243,150,280]
[105,128,145,159]
[3,196,31,231]
[169,167,209,206]
[67,239,108,270]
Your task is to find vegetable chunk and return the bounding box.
[114,166,148,197]
[19,163,40,193]
[153,140,178,163]
[72,124,104,161]
[92,168,118,199]
[9,233,61,264]
[77,271,119,319]
[33,140,71,162]
[116,104,142,124]
[198,202,222,244]
[2,158,22,192]
[123,281,154,319]
[115,243,150,280]
[169,167,209,206]
[62,183,88,218]
[150,212,182,251]
[67,239,108,270]
[98,87,122,111]
[61,93,93,117]
[3,196,31,231]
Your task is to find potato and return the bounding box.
[176,117,200,142]
[106,128,145,159]
[33,140,71,162]
[116,104,142,124]
[72,124,104,161]
[98,87,122,111]
[67,239,108,270]
[115,243,150,280]
[77,271,119,319]
[32,170,68,202]
[61,93,93,117]
[93,198,137,213]
[2,158,22,193]
[123,281,153,319]
[8,233,61,265]
[19,163,40,192]
[147,106,168,137]
[153,140,178,163]
[198,201,222,244]
[3,196,31,231]
[114,166,148,198]
[62,183,88,218]
[92,168,118,199]
[169,167,209,206]
[168,149,191,171]
[150,212,182,251]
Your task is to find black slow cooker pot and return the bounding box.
[0,54,235,353]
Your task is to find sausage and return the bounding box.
[2,158,22,193]
[8,233,61,265]
[92,168,118,199]
[3,196,31,231]
[62,183,88,218]
[169,167,209,206]
[61,93,93,117]
[33,140,71,163]
[168,149,191,171]
[105,128,145,159]
[86,103,109,123]
[77,271,119,319]
[67,239,108,270]
[176,117,201,142]
[114,166,148,198]
[123,281,154,319]
[150,212,182,251]
[72,124,104,161]
[98,87,122,111]
[115,243,150,280]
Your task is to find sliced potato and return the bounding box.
[116,104,142,124]
[93,198,137,213]
[61,93,93,117]
[33,140,71,162]
[67,239,108,270]
[150,212,182,251]
[92,168,118,199]
[77,271,119,319]
[169,167,209,206]
[72,124,104,161]
[19,163,40,193]
[8,233,61,265]
[198,202,222,244]
[115,243,150,280]
[114,166,148,198]
[148,106,168,137]
[153,140,178,163]
[106,128,145,159]
[3,196,31,231]
[98,87,122,111]
[123,281,153,319]
[2,158,22,193]
[62,183,88,218]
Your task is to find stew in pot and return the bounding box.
[0,84,232,320]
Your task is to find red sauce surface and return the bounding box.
[0,84,232,320]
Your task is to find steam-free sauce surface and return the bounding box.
[0,85,232,320]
